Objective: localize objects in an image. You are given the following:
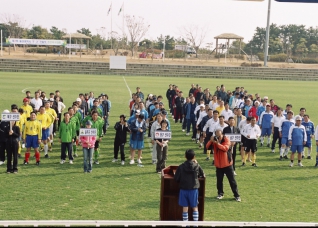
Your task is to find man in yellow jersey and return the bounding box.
[37,106,53,158]
[45,101,58,152]
[21,98,33,120]
[23,112,42,165]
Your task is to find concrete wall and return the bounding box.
[1,58,318,81]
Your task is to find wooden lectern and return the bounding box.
[159,165,205,221]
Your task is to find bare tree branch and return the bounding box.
[125,15,149,57]
[0,13,26,38]
[181,25,209,57]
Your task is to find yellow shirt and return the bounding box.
[216,106,225,114]
[36,113,53,129]
[16,113,27,131]
[21,105,33,118]
[23,120,42,139]
[45,108,57,120]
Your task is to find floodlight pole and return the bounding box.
[264,0,271,67]
[0,30,2,57]
[162,37,165,62]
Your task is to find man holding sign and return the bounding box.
[23,112,42,165]
[0,110,11,166]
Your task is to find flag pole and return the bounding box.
[111,2,113,52]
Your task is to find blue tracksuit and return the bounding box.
[259,111,274,136]
[302,121,314,146]
[288,125,307,153]
[279,119,295,145]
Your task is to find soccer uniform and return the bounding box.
[36,112,53,140]
[23,119,42,163]
[288,125,307,154]
[21,104,33,119]
[302,121,315,148]
[259,111,274,136]
[242,123,261,153]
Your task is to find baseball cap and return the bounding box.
[161,110,167,115]
[200,104,205,108]
[76,98,81,102]
[149,94,153,97]
[254,101,260,105]
[295,115,302,121]
[23,98,29,102]
[49,98,54,102]
[85,120,92,125]
[135,110,141,115]
[263,96,268,100]
[2,109,10,114]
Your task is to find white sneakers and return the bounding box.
[129,160,135,165]
[233,171,237,176]
[69,160,73,164]
[121,161,125,165]
[60,160,65,164]
[137,159,142,164]
[0,161,4,166]
[186,133,190,136]
[298,162,303,167]
[112,159,118,163]
[289,162,293,167]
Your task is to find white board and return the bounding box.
[109,56,126,70]
[79,128,97,136]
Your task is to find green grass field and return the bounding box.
[1,72,318,222]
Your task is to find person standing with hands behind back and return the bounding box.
[174,149,205,224]
[6,119,20,174]
[79,120,96,173]
[206,129,241,202]
[113,115,130,165]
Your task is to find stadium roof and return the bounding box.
[62,33,92,40]
[214,33,244,40]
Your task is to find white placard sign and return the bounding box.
[154,130,172,140]
[79,128,97,136]
[225,134,241,142]
[65,44,87,49]
[109,56,126,70]
[1,113,20,121]
[8,38,66,46]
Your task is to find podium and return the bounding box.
[159,165,205,221]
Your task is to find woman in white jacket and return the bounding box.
[150,113,163,165]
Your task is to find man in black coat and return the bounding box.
[113,115,130,165]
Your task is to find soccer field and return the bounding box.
[1,72,318,222]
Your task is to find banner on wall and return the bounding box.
[7,38,66,46]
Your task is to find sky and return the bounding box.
[1,0,318,47]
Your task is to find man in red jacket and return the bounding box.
[206,129,241,202]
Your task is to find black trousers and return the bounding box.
[232,143,237,171]
[216,165,240,197]
[0,141,6,162]
[6,140,18,172]
[271,127,281,150]
[203,132,213,154]
[61,142,73,160]
[114,140,125,161]
[175,107,183,123]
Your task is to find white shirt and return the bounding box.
[208,100,217,110]
[242,124,261,139]
[271,115,285,128]
[196,110,207,126]
[221,109,234,121]
[194,105,204,115]
[239,119,248,133]
[215,122,228,133]
[203,118,219,133]
[235,99,244,109]
[30,98,42,111]
[57,101,66,113]
[315,125,318,140]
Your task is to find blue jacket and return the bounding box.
[280,119,295,138]
[288,125,307,145]
[186,102,197,120]
[130,119,147,141]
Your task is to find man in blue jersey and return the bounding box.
[259,104,274,147]
[301,114,315,159]
[282,104,293,118]
[288,115,307,167]
[279,111,295,160]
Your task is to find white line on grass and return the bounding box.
[21,87,34,93]
[122,76,154,159]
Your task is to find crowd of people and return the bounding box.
[165,83,318,172]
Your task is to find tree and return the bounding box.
[230,40,246,54]
[0,24,9,42]
[125,15,149,57]
[295,38,308,60]
[50,26,66,40]
[24,25,50,39]
[0,13,25,38]
[181,25,208,57]
[156,35,175,50]
[77,28,92,37]
[309,44,318,58]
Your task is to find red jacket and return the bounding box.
[206,136,232,168]
[248,106,258,121]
